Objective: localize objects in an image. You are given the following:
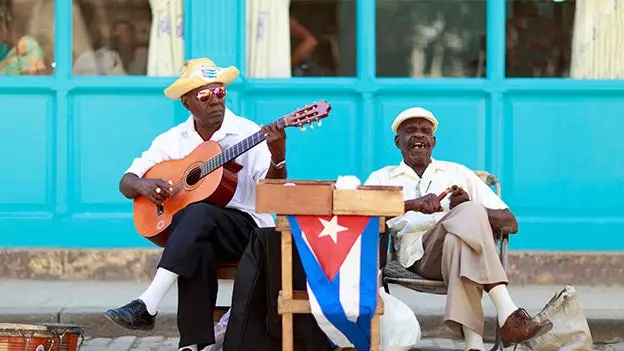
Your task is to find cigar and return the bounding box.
[438,185,459,201]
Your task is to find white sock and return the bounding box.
[462,325,484,351]
[488,284,519,327]
[138,267,178,315]
[179,345,197,351]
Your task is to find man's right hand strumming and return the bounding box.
[137,178,173,204]
[119,173,173,204]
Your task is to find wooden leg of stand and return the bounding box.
[370,313,381,351]
[281,230,294,351]
[370,231,382,351]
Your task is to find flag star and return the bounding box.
[317,216,348,244]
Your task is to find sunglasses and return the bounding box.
[197,87,226,102]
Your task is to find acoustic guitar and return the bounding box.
[133,100,332,246]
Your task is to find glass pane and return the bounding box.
[376,0,486,78]
[0,0,54,76]
[246,0,356,78]
[505,0,569,78]
[72,0,184,76]
[506,0,624,79]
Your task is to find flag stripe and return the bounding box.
[339,235,361,323]
[356,216,380,339]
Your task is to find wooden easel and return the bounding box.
[256,180,404,351]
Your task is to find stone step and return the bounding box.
[1,249,624,285]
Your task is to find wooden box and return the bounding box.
[256,179,404,217]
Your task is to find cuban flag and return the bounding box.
[287,215,379,350]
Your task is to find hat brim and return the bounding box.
[164,66,240,100]
[391,115,438,133]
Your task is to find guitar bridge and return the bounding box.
[156,203,164,216]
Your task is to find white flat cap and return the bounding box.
[391,107,438,133]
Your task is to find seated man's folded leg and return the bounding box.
[411,201,551,349]
[411,218,487,348]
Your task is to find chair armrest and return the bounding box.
[493,227,514,241]
[493,220,519,236]
[500,226,517,235]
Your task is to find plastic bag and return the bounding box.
[204,308,230,351]
[524,285,593,351]
[379,288,421,351]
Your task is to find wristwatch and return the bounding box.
[271,158,286,169]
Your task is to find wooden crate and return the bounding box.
[256,180,403,217]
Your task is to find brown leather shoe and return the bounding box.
[500,308,553,347]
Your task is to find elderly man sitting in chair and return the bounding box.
[364,107,552,351]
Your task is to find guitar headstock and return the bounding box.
[283,100,331,130]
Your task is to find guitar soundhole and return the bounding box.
[186,167,202,186]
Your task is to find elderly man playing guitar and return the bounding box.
[105,58,288,351]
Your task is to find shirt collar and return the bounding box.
[182,108,241,142]
[390,158,444,180]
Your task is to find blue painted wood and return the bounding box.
[0,94,53,211]
[187,0,239,67]
[1,0,624,250]
[69,94,179,209]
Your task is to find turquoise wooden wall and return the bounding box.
[1,0,623,250]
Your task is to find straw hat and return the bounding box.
[164,58,240,100]
[391,107,439,133]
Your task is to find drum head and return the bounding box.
[34,323,80,328]
[0,323,49,336]
[34,323,83,334]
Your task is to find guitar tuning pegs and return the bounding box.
[309,123,314,129]
[300,126,306,131]
[317,120,322,127]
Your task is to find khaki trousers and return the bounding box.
[410,201,508,336]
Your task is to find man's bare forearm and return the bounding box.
[119,173,143,199]
[486,208,518,234]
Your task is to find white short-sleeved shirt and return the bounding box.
[125,109,275,228]
[364,158,507,268]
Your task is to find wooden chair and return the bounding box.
[214,262,238,321]
[217,262,238,280]
[381,171,510,351]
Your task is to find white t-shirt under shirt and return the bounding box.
[365,158,507,268]
[125,109,275,228]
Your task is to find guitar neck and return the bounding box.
[200,117,286,176]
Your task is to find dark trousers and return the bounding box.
[157,202,257,348]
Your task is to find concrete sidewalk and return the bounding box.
[76,336,624,350]
[1,280,623,343]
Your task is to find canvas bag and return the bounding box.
[525,285,593,351]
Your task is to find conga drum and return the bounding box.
[33,323,84,351]
[0,323,54,351]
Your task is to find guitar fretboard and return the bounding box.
[199,117,286,177]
